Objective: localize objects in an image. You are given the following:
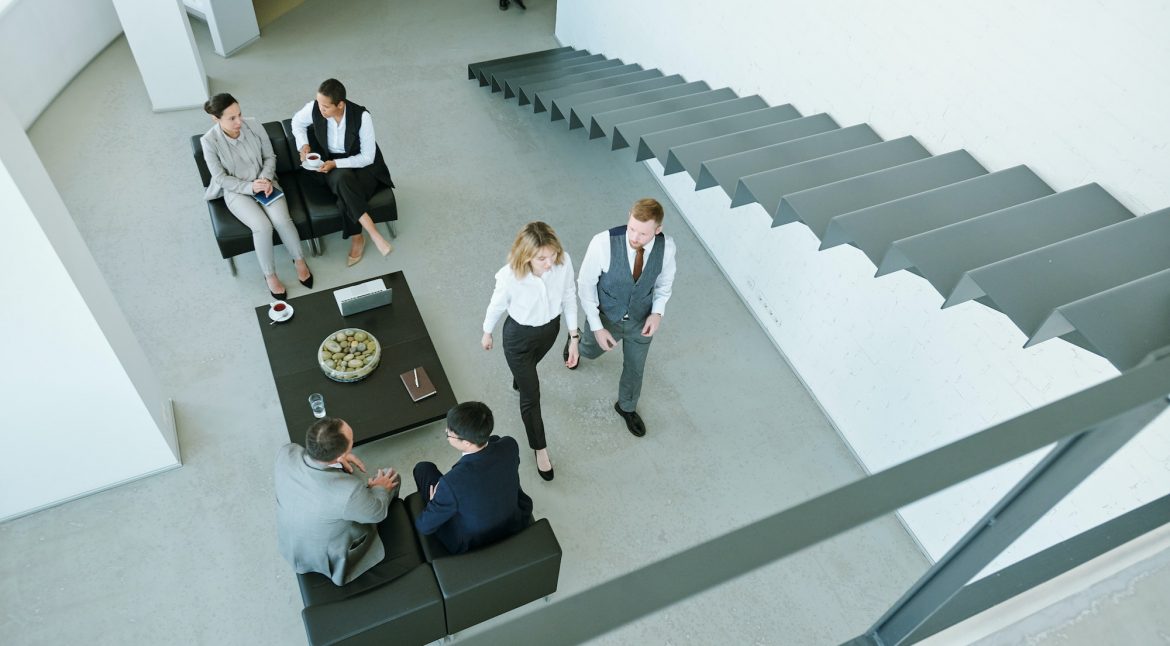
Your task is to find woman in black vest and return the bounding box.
[290,79,396,267]
[481,222,580,481]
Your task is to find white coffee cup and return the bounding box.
[304,153,323,170]
[269,300,293,321]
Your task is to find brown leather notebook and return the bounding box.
[400,367,438,402]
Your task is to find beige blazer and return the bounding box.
[274,443,392,586]
[200,118,281,200]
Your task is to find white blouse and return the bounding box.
[482,252,579,333]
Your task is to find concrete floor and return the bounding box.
[0,1,935,644]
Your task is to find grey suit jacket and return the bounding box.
[200,118,281,201]
[274,443,393,586]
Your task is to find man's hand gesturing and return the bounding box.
[368,468,400,491]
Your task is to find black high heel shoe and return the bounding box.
[270,290,287,301]
[535,451,554,481]
[299,272,314,289]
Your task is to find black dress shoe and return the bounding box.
[499,0,509,9]
[299,272,314,289]
[514,0,526,8]
[512,378,519,391]
[563,335,577,369]
[614,402,646,437]
[535,452,554,481]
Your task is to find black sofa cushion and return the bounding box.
[404,492,562,634]
[299,566,446,646]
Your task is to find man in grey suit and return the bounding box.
[274,417,408,586]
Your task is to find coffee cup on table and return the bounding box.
[269,300,293,322]
[304,153,323,170]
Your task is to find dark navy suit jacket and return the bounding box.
[415,435,534,554]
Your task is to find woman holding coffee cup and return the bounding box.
[201,93,313,299]
[290,78,396,267]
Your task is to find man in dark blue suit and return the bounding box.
[413,402,534,554]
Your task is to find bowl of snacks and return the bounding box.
[319,329,380,382]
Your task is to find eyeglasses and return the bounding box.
[445,431,461,441]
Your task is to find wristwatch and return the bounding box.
[569,330,580,340]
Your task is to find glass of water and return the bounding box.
[308,393,326,418]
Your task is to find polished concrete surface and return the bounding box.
[0,1,932,644]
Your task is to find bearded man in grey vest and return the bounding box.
[574,198,677,436]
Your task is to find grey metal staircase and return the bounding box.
[468,48,1169,373]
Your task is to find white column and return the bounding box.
[203,0,261,57]
[0,98,179,521]
[112,0,207,112]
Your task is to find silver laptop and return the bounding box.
[334,279,393,316]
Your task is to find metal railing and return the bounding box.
[463,351,1170,645]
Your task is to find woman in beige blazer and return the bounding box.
[201,93,312,299]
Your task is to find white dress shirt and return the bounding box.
[290,100,377,169]
[577,230,677,331]
[483,253,579,333]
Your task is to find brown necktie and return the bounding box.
[632,247,644,282]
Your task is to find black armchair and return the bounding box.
[280,118,398,254]
[405,492,563,634]
[295,499,447,646]
[189,121,317,276]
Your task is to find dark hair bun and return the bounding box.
[204,93,238,119]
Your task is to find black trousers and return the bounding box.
[413,461,442,503]
[305,166,381,238]
[502,315,560,450]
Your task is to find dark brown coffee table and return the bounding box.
[255,271,457,446]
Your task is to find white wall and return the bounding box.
[556,0,1170,574]
[0,98,179,520]
[0,0,122,129]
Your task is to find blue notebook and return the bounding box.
[253,188,285,207]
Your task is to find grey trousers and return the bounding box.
[578,314,654,412]
[224,191,303,275]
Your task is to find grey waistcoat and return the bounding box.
[597,225,664,323]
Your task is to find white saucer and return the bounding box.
[268,304,294,322]
[301,161,323,171]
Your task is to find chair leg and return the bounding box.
[308,238,319,257]
[228,257,237,276]
[385,221,397,239]
[317,236,325,255]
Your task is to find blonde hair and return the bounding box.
[508,221,565,277]
[630,198,664,225]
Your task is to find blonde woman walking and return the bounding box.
[481,222,579,481]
